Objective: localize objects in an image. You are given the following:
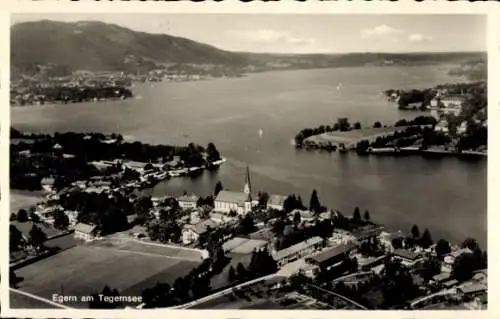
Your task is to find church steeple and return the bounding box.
[243,165,252,196]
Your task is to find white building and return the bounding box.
[272,236,323,267]
[41,177,55,192]
[214,166,253,215]
[74,223,98,241]
[267,195,287,211]
[182,219,218,245]
[178,194,199,209]
[378,230,405,252]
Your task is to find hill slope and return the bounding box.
[11,20,249,74]
[11,20,486,76]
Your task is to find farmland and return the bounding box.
[13,243,201,308]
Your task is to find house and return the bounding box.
[442,279,459,289]
[472,269,487,286]
[210,212,236,225]
[41,177,56,192]
[442,248,473,273]
[306,242,357,269]
[352,227,381,242]
[289,209,316,223]
[431,272,451,285]
[214,191,252,215]
[267,195,287,211]
[440,95,466,108]
[378,230,405,252]
[392,249,423,268]
[182,219,218,245]
[328,231,357,246]
[457,283,487,299]
[358,255,388,272]
[74,223,98,241]
[272,236,323,267]
[434,120,449,133]
[178,194,200,209]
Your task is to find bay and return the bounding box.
[11,65,487,248]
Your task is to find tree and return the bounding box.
[29,210,40,223]
[293,210,301,226]
[309,189,321,213]
[17,209,28,222]
[353,122,362,130]
[411,224,420,239]
[419,228,433,249]
[337,117,351,132]
[420,257,441,281]
[461,238,479,251]
[435,239,451,258]
[391,237,404,250]
[53,210,70,230]
[352,207,361,223]
[214,181,223,196]
[373,121,382,128]
[29,225,47,250]
[10,225,25,251]
[364,210,371,222]
[228,266,236,283]
[452,253,475,281]
[236,263,247,281]
[258,192,269,208]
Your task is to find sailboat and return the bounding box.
[336,82,343,91]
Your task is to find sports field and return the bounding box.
[13,243,201,308]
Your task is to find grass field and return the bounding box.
[91,237,204,261]
[14,244,200,308]
[306,126,407,146]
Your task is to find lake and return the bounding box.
[11,65,487,248]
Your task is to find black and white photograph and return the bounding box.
[7,11,488,313]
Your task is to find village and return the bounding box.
[10,145,487,310]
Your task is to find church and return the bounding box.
[214,166,254,215]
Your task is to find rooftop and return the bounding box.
[393,249,422,261]
[307,242,357,265]
[215,190,250,205]
[274,236,323,261]
[178,194,200,203]
[74,222,97,234]
[186,219,218,235]
[432,272,451,283]
[459,283,487,294]
[268,194,287,206]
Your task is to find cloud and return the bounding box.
[408,33,433,43]
[229,29,315,46]
[360,24,404,39]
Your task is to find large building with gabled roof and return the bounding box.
[214,165,253,215]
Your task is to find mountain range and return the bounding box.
[11,20,486,76]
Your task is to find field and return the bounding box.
[13,243,201,308]
[306,126,407,146]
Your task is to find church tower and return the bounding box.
[243,165,252,196]
[243,165,252,213]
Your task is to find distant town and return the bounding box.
[10,127,487,310]
[294,81,487,158]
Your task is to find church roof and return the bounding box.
[215,191,250,205]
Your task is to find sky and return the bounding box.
[11,14,486,54]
